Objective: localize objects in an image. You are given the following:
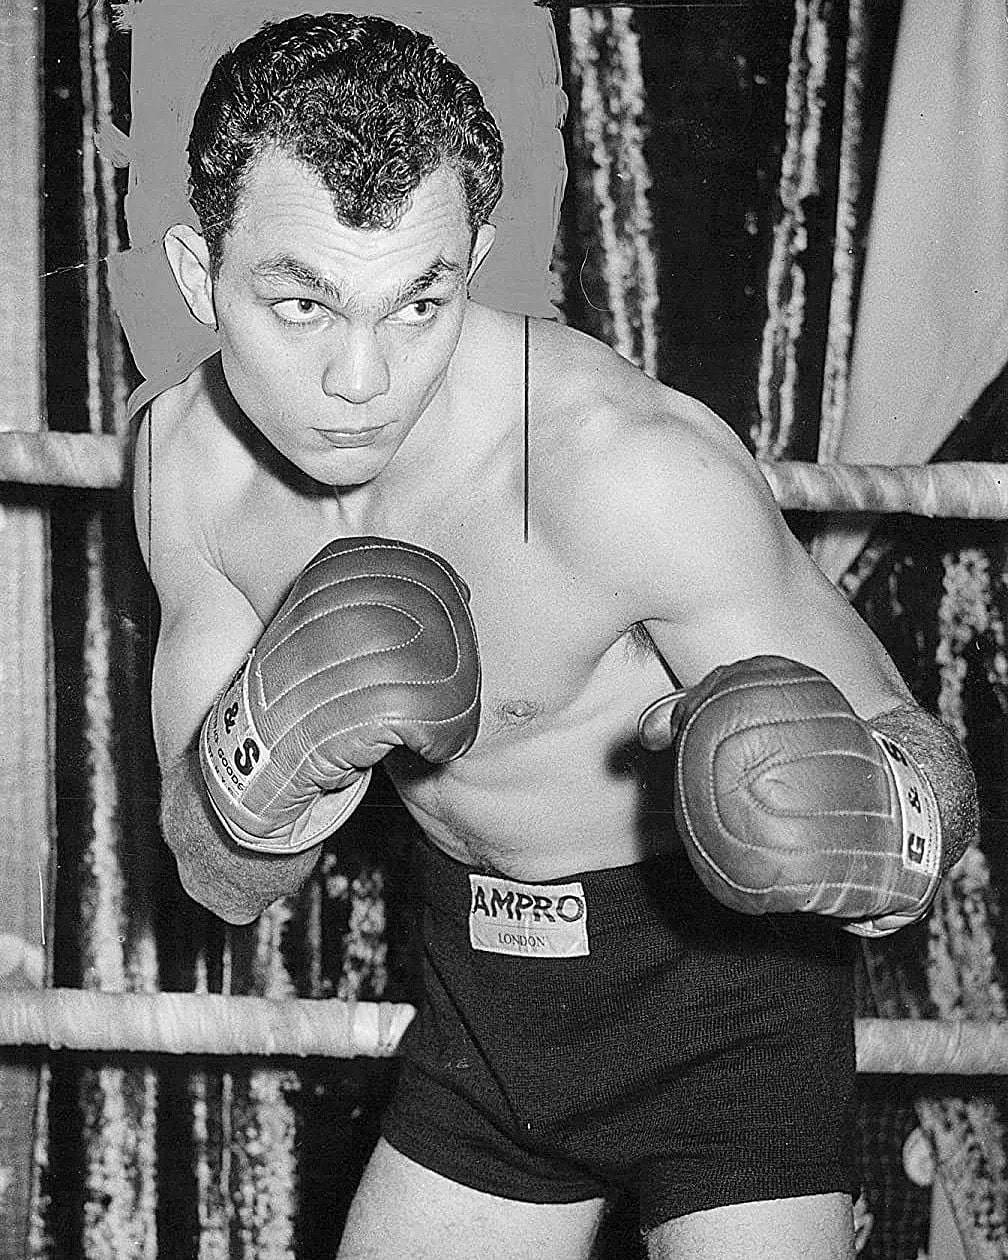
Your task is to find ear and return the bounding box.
[163,224,217,328]
[466,222,496,286]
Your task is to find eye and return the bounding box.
[389,299,443,326]
[272,298,326,325]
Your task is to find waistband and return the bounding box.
[411,837,702,935]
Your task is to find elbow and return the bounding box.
[176,865,262,925]
[158,767,270,925]
[158,742,319,924]
[161,805,317,926]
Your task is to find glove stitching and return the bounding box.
[676,700,746,890]
[302,538,465,584]
[266,596,426,657]
[251,695,482,816]
[263,585,476,690]
[262,595,478,704]
[675,687,902,901]
[716,705,892,825]
[735,743,891,821]
[281,571,452,611]
[248,614,480,811]
[244,543,480,814]
[260,685,480,761]
[258,535,478,676]
[261,607,427,701]
[273,547,468,631]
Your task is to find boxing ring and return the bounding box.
[1,430,1006,1077]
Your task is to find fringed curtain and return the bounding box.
[563,5,1008,1260]
[40,3,406,1257]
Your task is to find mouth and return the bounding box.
[314,425,387,449]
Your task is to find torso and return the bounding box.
[149,305,684,879]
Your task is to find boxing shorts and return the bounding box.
[382,837,859,1229]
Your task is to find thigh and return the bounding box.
[336,1138,607,1260]
[646,1192,855,1260]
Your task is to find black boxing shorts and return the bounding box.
[382,837,859,1230]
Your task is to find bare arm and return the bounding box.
[564,381,979,875]
[134,415,321,924]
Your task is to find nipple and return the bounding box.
[497,698,541,726]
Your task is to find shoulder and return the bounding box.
[137,354,254,477]
[132,356,257,588]
[530,318,748,472]
[528,325,783,580]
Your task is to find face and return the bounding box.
[200,151,490,486]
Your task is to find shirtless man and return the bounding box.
[134,13,978,1259]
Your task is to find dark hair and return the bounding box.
[188,12,504,270]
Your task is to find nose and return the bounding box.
[321,328,390,404]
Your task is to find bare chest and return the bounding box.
[215,479,659,738]
[211,469,678,874]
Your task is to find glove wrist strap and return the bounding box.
[199,657,370,854]
[200,653,271,808]
[843,732,942,938]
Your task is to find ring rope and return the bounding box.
[2,431,1007,519]
[0,990,1006,1073]
[0,432,125,490]
[855,1018,1008,1076]
[759,459,1008,518]
[0,990,414,1059]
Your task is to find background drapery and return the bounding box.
[811,0,1008,585]
[6,2,1006,1257]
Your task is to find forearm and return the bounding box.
[871,702,980,874]
[160,738,323,925]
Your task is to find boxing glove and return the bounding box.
[638,655,942,935]
[200,536,480,854]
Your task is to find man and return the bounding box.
[133,13,978,1259]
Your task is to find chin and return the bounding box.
[310,451,390,490]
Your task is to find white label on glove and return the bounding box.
[871,732,941,880]
[202,655,271,807]
[469,874,589,958]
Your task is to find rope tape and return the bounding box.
[0,990,1005,1073]
[759,459,1008,519]
[0,991,414,1059]
[2,432,1006,518]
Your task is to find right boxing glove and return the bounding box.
[200,536,481,854]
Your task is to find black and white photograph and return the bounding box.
[1,1,1007,1256]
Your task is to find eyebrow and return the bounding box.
[249,254,466,310]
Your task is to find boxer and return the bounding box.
[135,13,978,1259]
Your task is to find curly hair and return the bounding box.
[188,12,505,271]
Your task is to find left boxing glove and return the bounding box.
[200,536,480,854]
[638,655,942,936]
